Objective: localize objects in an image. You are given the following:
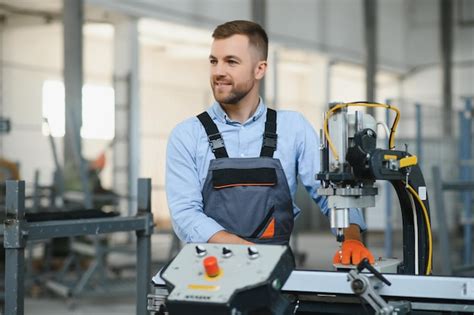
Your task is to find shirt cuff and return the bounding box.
[192,217,225,243]
[348,208,367,231]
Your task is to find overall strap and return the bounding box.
[197,112,229,159]
[260,108,278,158]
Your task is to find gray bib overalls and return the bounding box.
[197,108,294,244]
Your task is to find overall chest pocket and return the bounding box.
[212,167,277,188]
[204,167,278,238]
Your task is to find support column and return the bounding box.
[4,181,26,315]
[415,103,423,169]
[0,21,4,152]
[251,0,267,100]
[384,101,393,258]
[325,60,336,106]
[440,0,453,137]
[459,98,472,266]
[113,17,140,216]
[136,178,153,315]
[63,0,92,208]
[364,0,377,115]
[363,0,377,242]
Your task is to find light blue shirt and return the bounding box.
[166,100,367,243]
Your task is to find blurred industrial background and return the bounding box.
[0,0,473,314]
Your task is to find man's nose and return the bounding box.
[212,62,226,77]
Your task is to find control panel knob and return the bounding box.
[203,256,220,277]
[195,245,207,257]
[248,246,259,259]
[222,246,233,258]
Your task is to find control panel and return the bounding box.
[160,243,295,315]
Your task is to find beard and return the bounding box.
[211,79,255,105]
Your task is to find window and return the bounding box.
[81,84,115,139]
[42,80,115,140]
[42,80,65,137]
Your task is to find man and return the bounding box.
[166,20,374,265]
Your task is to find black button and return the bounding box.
[195,245,207,257]
[222,247,232,258]
[248,246,259,258]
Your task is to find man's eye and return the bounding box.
[228,60,237,65]
[210,59,217,65]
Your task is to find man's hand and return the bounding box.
[208,230,254,245]
[332,224,375,265]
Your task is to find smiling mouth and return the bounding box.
[214,82,232,87]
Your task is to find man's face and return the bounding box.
[209,34,265,105]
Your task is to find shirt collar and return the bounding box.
[210,98,266,125]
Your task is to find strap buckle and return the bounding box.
[263,132,277,149]
[208,133,225,152]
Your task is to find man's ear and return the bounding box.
[254,60,267,80]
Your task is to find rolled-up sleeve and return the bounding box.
[295,113,367,231]
[166,122,225,243]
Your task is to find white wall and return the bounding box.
[139,44,210,223]
[0,22,114,191]
[1,23,63,187]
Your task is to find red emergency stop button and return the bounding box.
[203,256,220,277]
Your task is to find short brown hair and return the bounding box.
[212,20,268,60]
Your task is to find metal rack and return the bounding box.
[3,178,154,315]
[432,97,474,276]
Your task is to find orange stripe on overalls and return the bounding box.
[260,218,275,239]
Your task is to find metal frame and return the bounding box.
[4,178,154,315]
[383,100,425,262]
[459,97,473,266]
[441,0,454,136]
[151,269,474,313]
[432,165,454,276]
[282,270,474,301]
[384,100,393,258]
[415,103,423,169]
[433,164,474,275]
[152,269,474,301]
[432,98,474,275]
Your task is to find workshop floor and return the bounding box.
[21,231,458,314]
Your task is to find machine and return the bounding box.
[317,102,431,275]
[150,248,474,315]
[148,102,474,314]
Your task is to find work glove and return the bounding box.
[332,239,375,265]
